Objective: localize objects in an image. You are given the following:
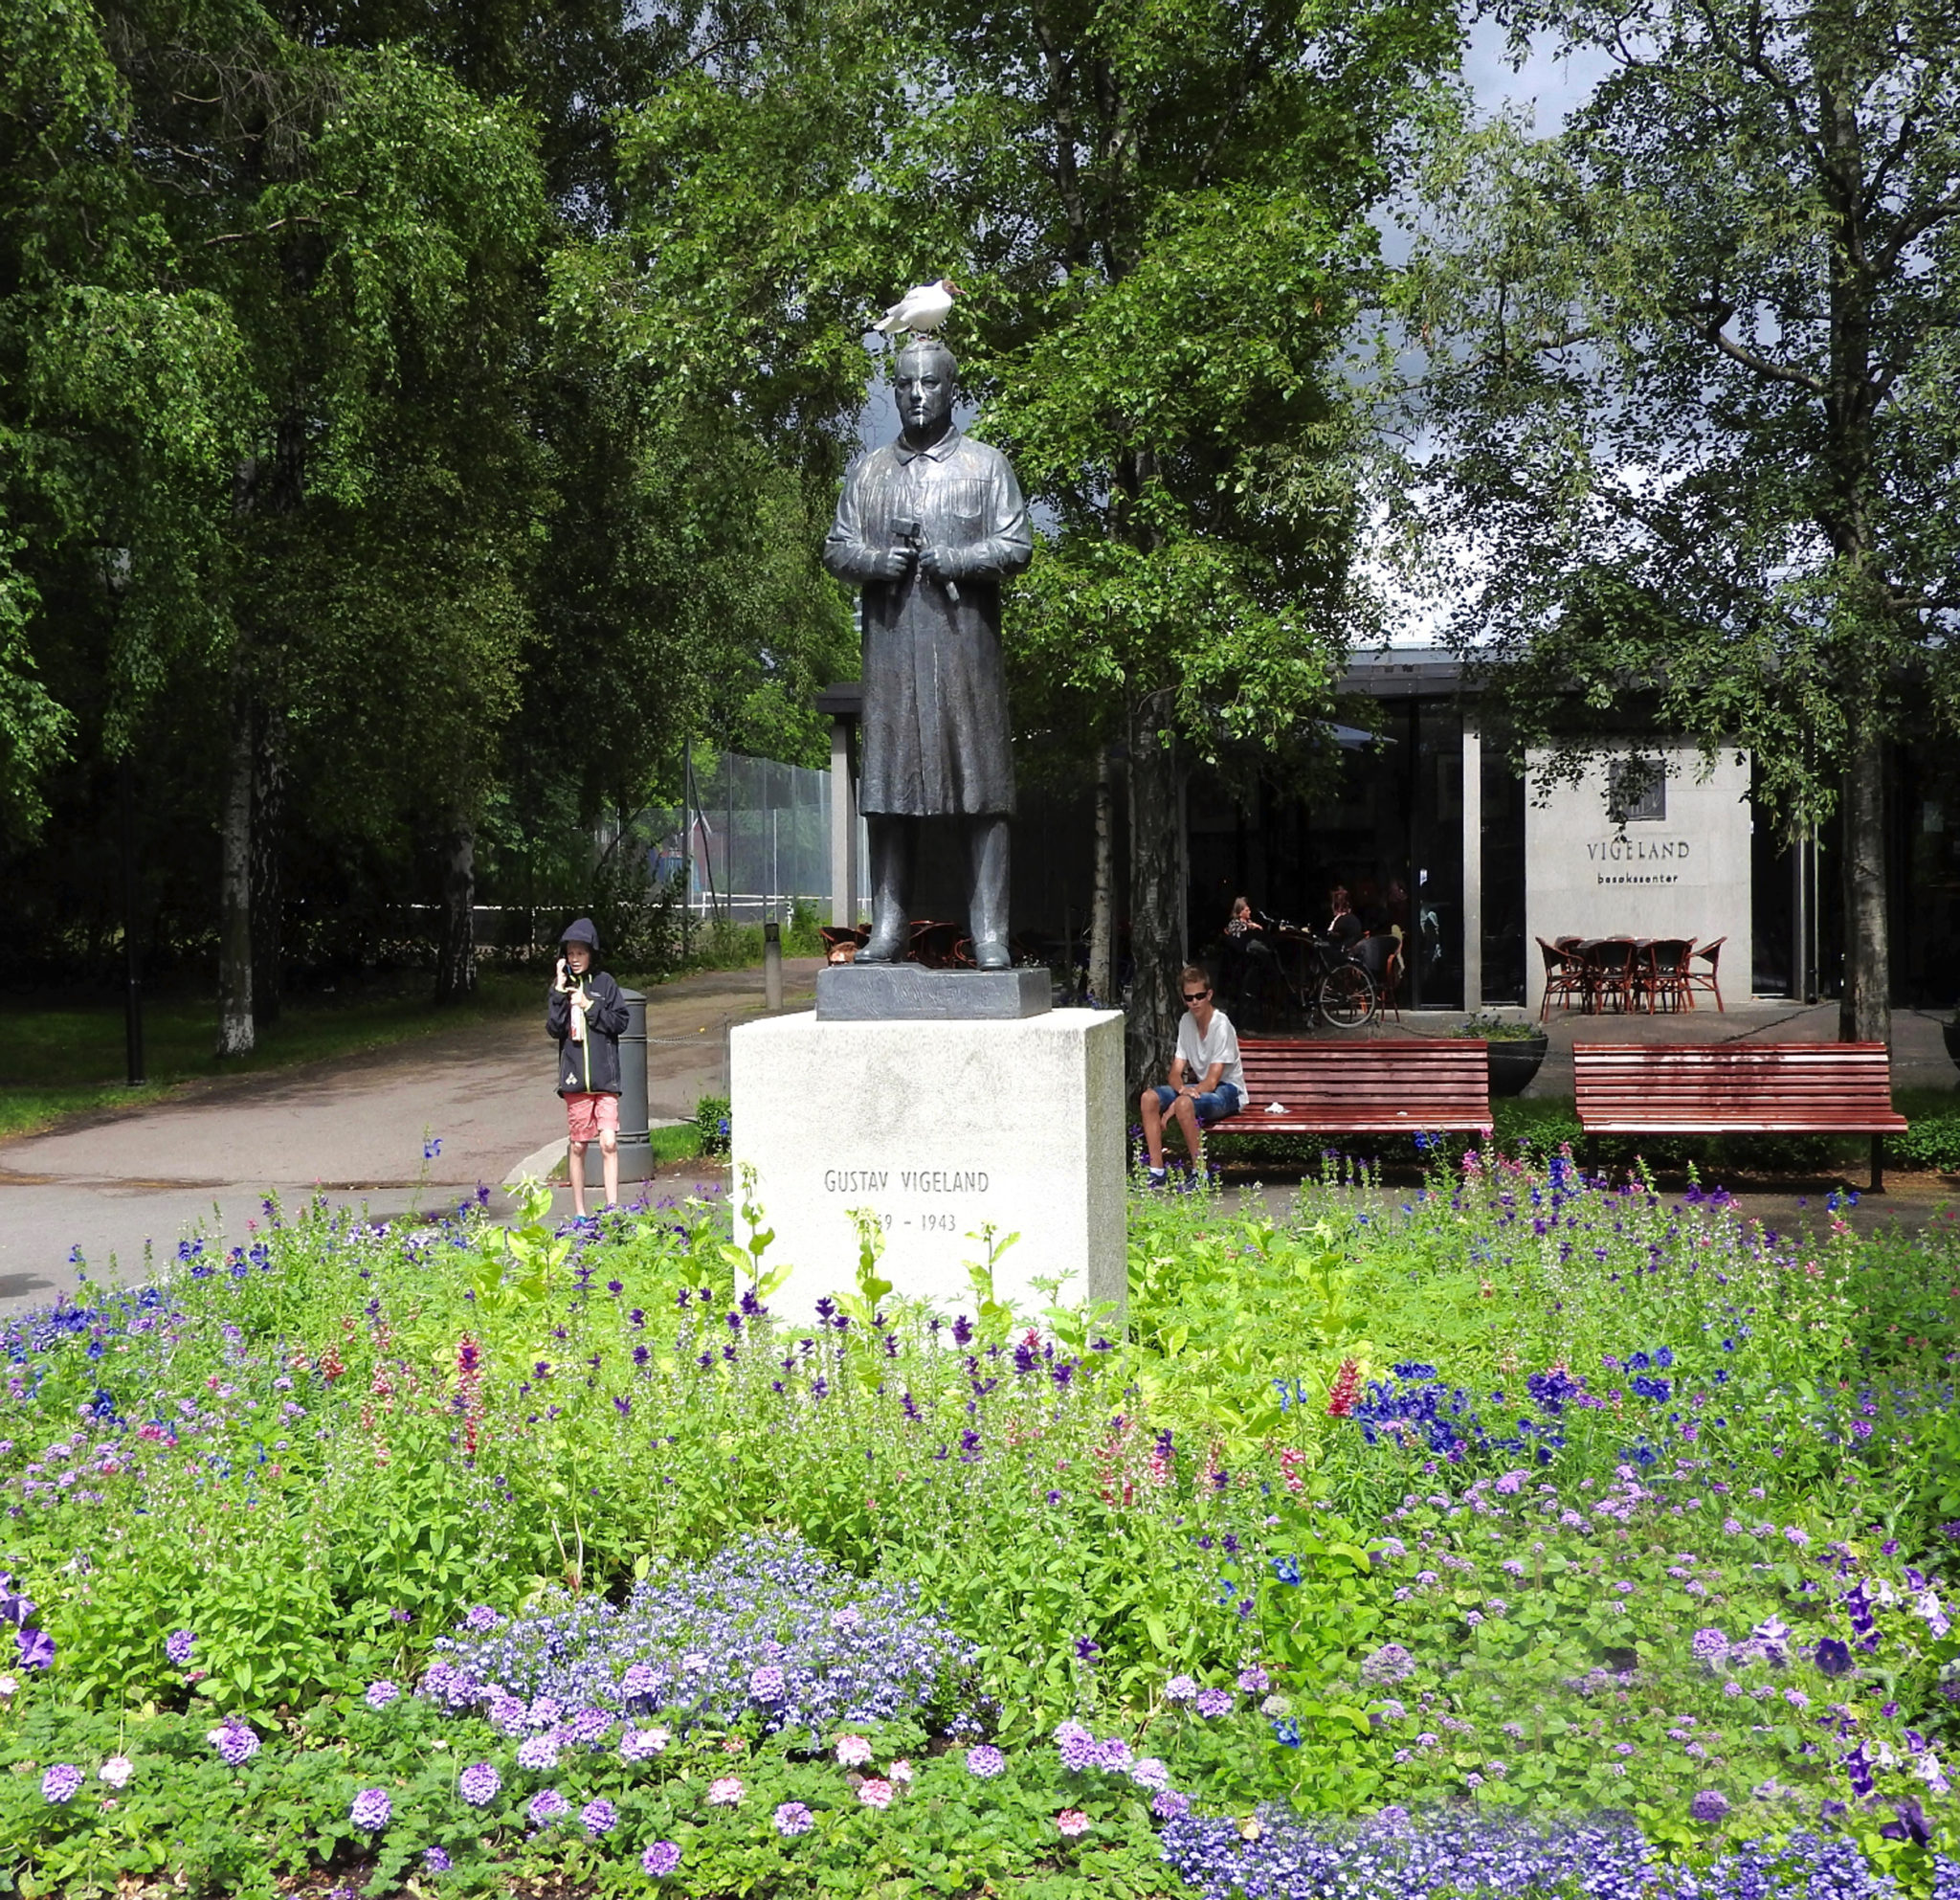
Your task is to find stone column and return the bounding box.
[829,711,858,928]
[1461,720,1482,1011]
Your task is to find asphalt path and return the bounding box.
[0,960,819,1316]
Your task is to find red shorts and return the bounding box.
[564,1093,619,1143]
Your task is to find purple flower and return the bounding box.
[750,1665,787,1703]
[1195,1688,1234,1717]
[1129,1756,1171,1792]
[462,1605,502,1632]
[16,1627,53,1670]
[774,1800,814,1836]
[1689,1788,1729,1823]
[1690,1628,1729,1665]
[967,1744,1006,1778]
[365,1680,400,1710]
[516,1734,560,1772]
[165,1629,196,1666]
[621,1727,670,1761]
[1058,1729,1095,1772]
[350,1788,391,1831]
[423,1847,453,1871]
[1153,1789,1192,1820]
[1814,1638,1853,1678]
[1237,1665,1270,1693]
[1361,1643,1415,1686]
[528,1789,570,1826]
[642,1841,681,1878]
[1164,1674,1199,1704]
[457,1762,501,1807]
[580,1799,617,1837]
[1094,1737,1133,1773]
[41,1764,82,1804]
[207,1718,259,1767]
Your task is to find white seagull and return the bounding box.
[873,279,959,336]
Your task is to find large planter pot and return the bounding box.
[1945,1020,1960,1069]
[1484,1034,1549,1098]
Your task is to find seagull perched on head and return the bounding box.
[873,279,959,336]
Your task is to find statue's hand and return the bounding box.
[918,545,960,583]
[877,545,917,580]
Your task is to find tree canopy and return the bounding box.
[1402,0,1960,1042]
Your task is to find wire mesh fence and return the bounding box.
[657,749,864,924]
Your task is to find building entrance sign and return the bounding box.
[1524,746,1752,1014]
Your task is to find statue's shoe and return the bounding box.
[854,934,905,964]
[970,938,1012,971]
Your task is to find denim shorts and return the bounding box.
[1152,1083,1242,1126]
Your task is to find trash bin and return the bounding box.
[581,987,652,1188]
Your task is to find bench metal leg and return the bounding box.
[1869,1135,1884,1196]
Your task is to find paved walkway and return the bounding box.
[0,960,819,1315]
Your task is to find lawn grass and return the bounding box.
[0,959,745,1144]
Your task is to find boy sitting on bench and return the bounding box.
[1139,965,1244,1187]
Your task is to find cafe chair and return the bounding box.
[1585,937,1637,1014]
[1355,932,1402,1023]
[1537,937,1586,1019]
[820,925,870,964]
[1643,937,1695,1012]
[1686,935,1726,1013]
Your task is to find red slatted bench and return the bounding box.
[1572,1043,1907,1192]
[1217,1039,1493,1139]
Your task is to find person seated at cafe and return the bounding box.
[1220,894,1280,1008]
[1325,885,1365,955]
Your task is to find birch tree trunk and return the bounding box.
[250,704,284,1025]
[214,679,255,1058]
[434,818,478,1003]
[1125,689,1182,1093]
[1087,746,1116,1008]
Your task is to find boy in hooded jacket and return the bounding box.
[547,918,630,1215]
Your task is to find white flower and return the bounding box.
[99,1756,134,1788]
[889,1758,914,1786]
[0,1676,16,1698]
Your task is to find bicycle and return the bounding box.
[1262,922,1378,1029]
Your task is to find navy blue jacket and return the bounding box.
[546,971,629,1096]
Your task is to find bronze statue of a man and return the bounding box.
[823,337,1033,969]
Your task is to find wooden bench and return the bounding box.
[1216,1039,1493,1139]
[1572,1042,1907,1191]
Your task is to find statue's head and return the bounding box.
[894,338,956,441]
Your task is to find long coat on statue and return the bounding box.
[822,427,1033,816]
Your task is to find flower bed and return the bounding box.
[0,1159,1955,1895]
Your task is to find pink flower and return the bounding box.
[1057,1809,1090,1838]
[889,1758,914,1786]
[707,1776,745,1806]
[858,1777,894,1808]
[835,1733,874,1768]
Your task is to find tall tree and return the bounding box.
[2,2,547,1043]
[1403,0,1960,1045]
[610,0,1458,1078]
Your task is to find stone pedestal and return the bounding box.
[729,1009,1125,1326]
[816,964,1049,1020]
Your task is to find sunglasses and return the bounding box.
[1182,989,1211,1002]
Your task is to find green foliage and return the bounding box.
[694,1094,732,1158]
[4,1146,1960,1890]
[1449,1014,1546,1042]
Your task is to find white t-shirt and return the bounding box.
[1176,1009,1244,1096]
